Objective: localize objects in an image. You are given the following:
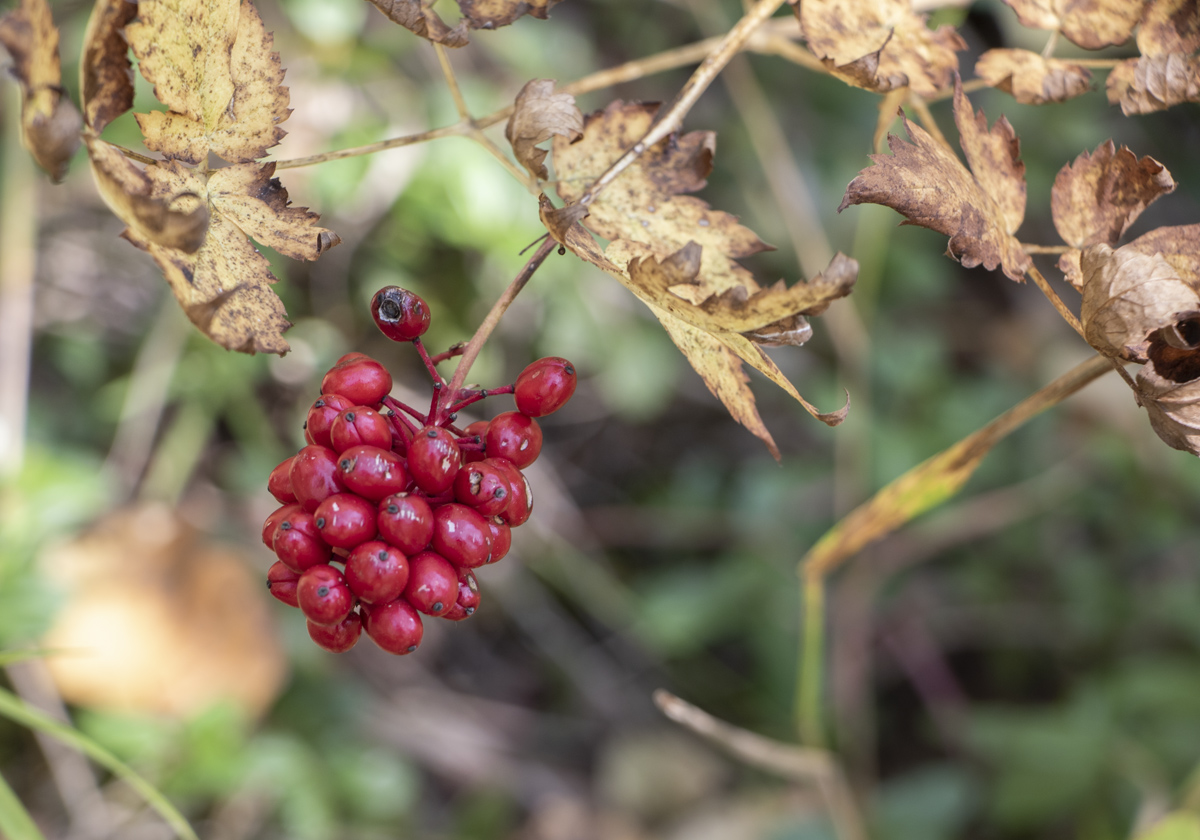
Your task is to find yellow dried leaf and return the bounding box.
[1107,54,1200,114]
[0,0,83,181]
[1002,0,1144,49]
[797,0,965,96]
[80,0,137,133]
[839,78,1031,282]
[974,49,1091,104]
[506,79,582,181]
[366,0,560,46]
[1137,0,1200,55]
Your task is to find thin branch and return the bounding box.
[111,143,159,165]
[274,123,468,170]
[1072,57,1127,68]
[1027,265,1084,338]
[924,77,989,102]
[434,43,471,121]
[1022,243,1071,254]
[1041,29,1060,59]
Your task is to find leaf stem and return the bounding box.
[449,384,514,413]
[1022,243,1071,254]
[1027,265,1084,337]
[906,92,950,150]
[429,342,467,365]
[433,43,471,121]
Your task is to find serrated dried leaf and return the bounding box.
[506,80,582,181]
[797,0,965,96]
[839,78,1031,282]
[1080,242,1200,361]
[0,0,82,181]
[366,0,559,45]
[80,0,137,132]
[1002,0,1145,49]
[457,0,561,28]
[1106,54,1200,114]
[126,0,289,164]
[1052,142,1174,249]
[975,49,1091,104]
[1137,0,1200,55]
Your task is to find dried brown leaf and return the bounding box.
[0,0,82,181]
[1051,141,1174,250]
[80,0,137,133]
[839,78,1031,282]
[1106,54,1200,114]
[457,0,562,29]
[1138,352,1200,454]
[1061,223,1200,291]
[367,0,559,45]
[1002,0,1145,49]
[797,0,965,96]
[506,80,582,181]
[974,49,1091,104]
[1137,0,1200,55]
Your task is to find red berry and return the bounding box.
[487,457,532,526]
[268,456,297,503]
[304,394,355,449]
[335,352,368,365]
[330,407,393,453]
[273,510,333,572]
[290,445,347,512]
[307,611,363,652]
[262,503,301,548]
[453,461,510,516]
[339,446,409,502]
[442,569,480,621]
[407,426,462,494]
[345,540,409,604]
[377,493,435,554]
[461,420,489,464]
[432,503,493,568]
[314,493,378,549]
[514,357,577,417]
[266,561,301,608]
[321,356,393,406]
[485,412,542,469]
[371,286,431,342]
[297,564,355,626]
[403,550,458,616]
[365,598,424,654]
[485,516,511,563]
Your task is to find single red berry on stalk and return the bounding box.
[268,456,297,503]
[403,550,458,616]
[366,598,424,654]
[273,510,332,572]
[321,356,393,406]
[377,493,435,554]
[453,462,509,516]
[290,445,347,512]
[485,412,542,469]
[305,394,355,449]
[266,561,301,608]
[297,564,356,626]
[372,286,431,342]
[262,503,301,548]
[432,503,493,568]
[307,612,363,652]
[330,406,393,453]
[314,493,378,549]
[345,540,409,604]
[485,516,511,563]
[514,357,577,417]
[340,445,409,501]
[407,426,463,494]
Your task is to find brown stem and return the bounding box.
[1027,265,1084,338]
[1022,243,1071,254]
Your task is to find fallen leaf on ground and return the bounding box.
[506,80,583,181]
[797,0,964,95]
[1002,0,1144,49]
[366,0,561,46]
[974,49,1091,104]
[0,0,82,181]
[839,78,1031,282]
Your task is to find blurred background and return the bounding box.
[4,0,1200,837]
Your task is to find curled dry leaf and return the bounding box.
[0,0,83,181]
[1137,0,1200,55]
[1051,141,1174,250]
[1002,0,1144,49]
[974,49,1091,104]
[796,0,965,96]
[82,0,340,355]
[1107,54,1200,114]
[1138,342,1200,454]
[1079,243,1200,362]
[506,80,583,181]
[366,0,561,47]
[1059,222,1200,292]
[840,78,1031,282]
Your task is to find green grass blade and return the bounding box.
[0,688,198,840]
[0,770,46,840]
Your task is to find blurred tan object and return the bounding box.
[39,502,287,718]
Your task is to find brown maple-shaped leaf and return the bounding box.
[1002,0,1145,49]
[549,101,855,454]
[840,78,1031,282]
[366,0,560,47]
[506,80,582,181]
[0,0,82,181]
[82,0,339,355]
[974,49,1091,104]
[797,0,965,96]
[1051,141,1174,252]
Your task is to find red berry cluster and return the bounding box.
[261,286,577,656]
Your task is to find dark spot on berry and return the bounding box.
[314,399,325,408]
[303,421,308,429]
[345,412,356,422]
[564,363,575,375]
[387,505,399,514]
[377,550,388,560]
[464,606,475,615]
[432,601,443,612]
[266,581,273,589]
[340,459,352,470]
[406,645,417,652]
[280,522,292,530]
[448,413,458,421]
[380,298,401,320]
[316,517,326,528]
[317,585,330,597]
[426,429,438,438]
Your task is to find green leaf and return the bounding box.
[1135,813,1200,840]
[0,770,46,840]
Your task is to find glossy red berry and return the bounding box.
[407,426,462,494]
[485,412,542,469]
[371,286,431,342]
[514,357,577,417]
[403,550,458,616]
[314,493,378,549]
[329,407,393,453]
[432,503,493,568]
[365,598,424,654]
[266,561,301,608]
[297,564,355,626]
[485,516,511,563]
[442,569,480,621]
[344,540,409,604]
[377,493,435,554]
[321,356,393,406]
[273,509,332,572]
[290,445,347,512]
[453,461,509,516]
[461,420,489,464]
[262,503,302,548]
[307,611,362,652]
[339,446,409,502]
[268,456,297,504]
[304,394,355,449]
[487,457,532,526]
